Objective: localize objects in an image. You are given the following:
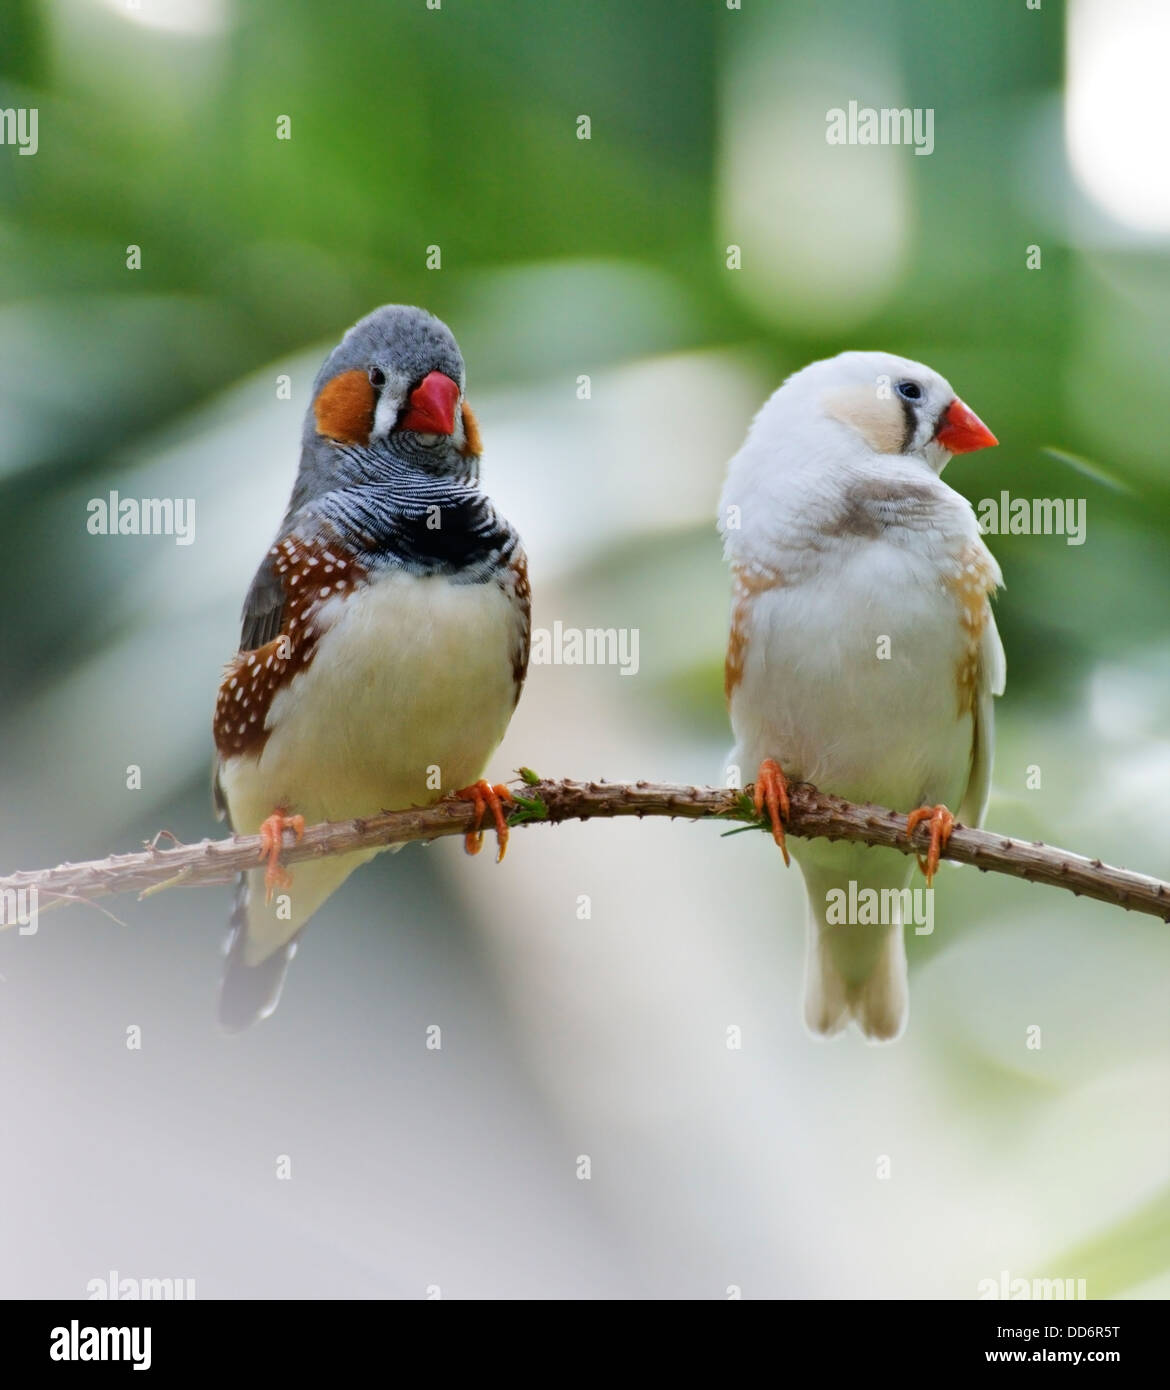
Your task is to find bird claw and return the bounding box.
[454,781,514,862]
[257,811,305,903]
[752,758,791,866]
[905,803,954,886]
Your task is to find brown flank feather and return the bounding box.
[503,551,531,700]
[724,563,786,701]
[945,543,998,715]
[213,536,367,760]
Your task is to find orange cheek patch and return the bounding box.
[314,370,376,444]
[460,401,483,457]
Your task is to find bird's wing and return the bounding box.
[958,608,1006,829]
[212,762,230,824]
[238,549,286,652]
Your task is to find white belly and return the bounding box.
[730,543,973,813]
[220,568,521,832]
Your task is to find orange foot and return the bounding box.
[454,781,514,862]
[752,758,791,867]
[257,811,305,903]
[905,803,955,886]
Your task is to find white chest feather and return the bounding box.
[729,538,975,812]
[220,569,522,831]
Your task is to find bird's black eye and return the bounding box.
[369,367,386,389]
[896,380,922,402]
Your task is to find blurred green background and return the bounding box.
[0,0,1167,1298]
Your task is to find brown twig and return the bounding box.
[0,776,1167,925]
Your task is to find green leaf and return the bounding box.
[719,791,769,837]
[508,793,549,825]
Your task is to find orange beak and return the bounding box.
[399,371,459,435]
[936,397,998,454]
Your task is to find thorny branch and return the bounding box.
[1,773,1167,925]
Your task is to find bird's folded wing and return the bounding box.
[238,549,286,652]
[958,610,1007,830]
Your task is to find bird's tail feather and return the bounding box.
[218,871,299,1032]
[217,847,381,1032]
[798,858,910,1043]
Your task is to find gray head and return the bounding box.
[297,305,481,493]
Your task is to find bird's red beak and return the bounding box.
[399,371,459,435]
[936,397,998,454]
